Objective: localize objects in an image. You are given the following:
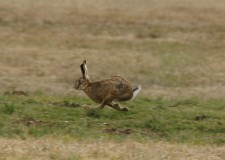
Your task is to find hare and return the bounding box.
[73,60,141,111]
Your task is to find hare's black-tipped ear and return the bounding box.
[80,60,90,80]
[80,63,85,77]
[83,60,88,75]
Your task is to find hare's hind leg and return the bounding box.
[82,102,105,110]
[82,99,107,110]
[107,102,128,111]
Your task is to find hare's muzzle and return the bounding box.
[73,80,79,89]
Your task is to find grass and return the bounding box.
[1,0,225,159]
[0,138,224,160]
[0,94,224,145]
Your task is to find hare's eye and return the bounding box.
[79,79,82,83]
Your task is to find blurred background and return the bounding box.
[1,0,225,99]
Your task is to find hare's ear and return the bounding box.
[80,60,90,80]
[80,63,85,78]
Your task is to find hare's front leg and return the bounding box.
[82,103,105,110]
[107,102,128,111]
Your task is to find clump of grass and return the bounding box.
[86,109,101,118]
[2,103,15,114]
[144,115,163,132]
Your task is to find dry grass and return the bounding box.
[1,0,225,98]
[0,137,224,160]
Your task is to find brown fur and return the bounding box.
[74,61,139,111]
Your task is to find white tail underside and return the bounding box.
[131,85,141,100]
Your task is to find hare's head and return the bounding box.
[74,77,90,90]
[74,60,91,90]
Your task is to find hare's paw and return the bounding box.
[114,104,129,112]
[121,107,129,111]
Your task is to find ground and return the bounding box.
[0,0,225,159]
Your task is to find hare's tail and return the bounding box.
[131,85,141,100]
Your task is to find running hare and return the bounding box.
[74,60,141,111]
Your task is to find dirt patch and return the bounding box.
[102,128,151,136]
[51,102,81,108]
[4,90,28,96]
[103,128,134,135]
[15,118,52,127]
[195,115,207,121]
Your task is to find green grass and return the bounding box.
[0,94,224,145]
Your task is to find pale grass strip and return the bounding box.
[0,138,224,160]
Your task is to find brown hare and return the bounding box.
[74,60,141,111]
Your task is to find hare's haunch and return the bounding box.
[74,60,141,111]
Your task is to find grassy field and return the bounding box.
[1,94,225,144]
[0,94,225,159]
[0,0,225,159]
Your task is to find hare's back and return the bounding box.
[110,76,133,100]
[85,76,133,103]
[110,76,132,89]
[91,76,132,92]
[98,76,133,101]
